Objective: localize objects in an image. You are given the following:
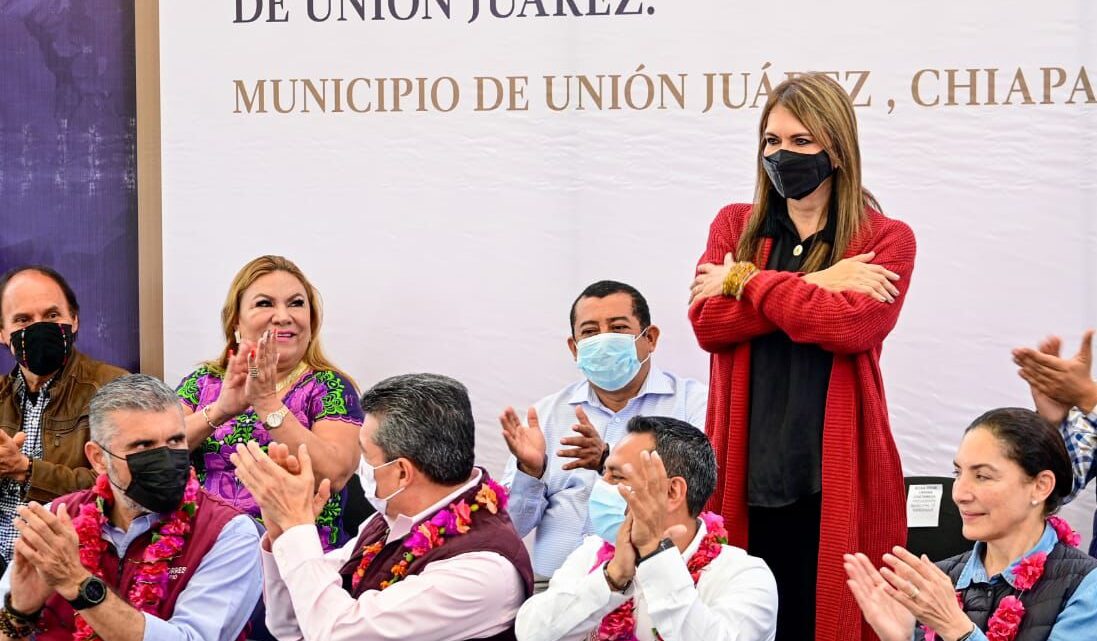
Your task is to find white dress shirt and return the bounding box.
[515,519,777,641]
[503,365,708,576]
[262,469,526,641]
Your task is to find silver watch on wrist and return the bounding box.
[264,405,290,428]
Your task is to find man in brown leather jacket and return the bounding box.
[0,266,126,565]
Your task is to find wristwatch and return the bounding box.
[264,405,290,429]
[67,576,108,610]
[637,537,676,565]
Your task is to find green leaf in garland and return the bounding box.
[151,533,162,544]
[405,552,414,562]
[183,502,197,517]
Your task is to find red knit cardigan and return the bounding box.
[690,203,916,641]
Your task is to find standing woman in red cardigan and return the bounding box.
[688,73,916,641]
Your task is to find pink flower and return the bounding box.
[995,596,1024,624]
[485,478,509,511]
[1012,552,1047,590]
[987,595,1025,641]
[93,473,113,499]
[476,484,500,514]
[699,511,729,544]
[921,625,938,641]
[1047,515,1081,547]
[452,501,472,534]
[431,507,457,534]
[589,541,616,572]
[597,601,640,641]
[406,530,433,556]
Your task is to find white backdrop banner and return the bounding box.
[159,1,1097,541]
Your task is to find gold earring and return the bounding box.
[234,330,242,343]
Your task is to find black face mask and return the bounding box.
[104,446,191,514]
[762,149,835,200]
[9,322,74,377]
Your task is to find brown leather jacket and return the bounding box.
[0,351,127,502]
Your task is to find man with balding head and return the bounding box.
[0,266,126,566]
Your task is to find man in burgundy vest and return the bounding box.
[233,372,534,641]
[0,374,261,640]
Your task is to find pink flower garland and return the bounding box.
[588,512,728,641]
[924,516,1081,641]
[350,477,509,591]
[71,471,199,641]
[1047,515,1081,547]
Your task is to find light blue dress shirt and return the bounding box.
[0,510,262,641]
[912,523,1097,641]
[503,365,707,577]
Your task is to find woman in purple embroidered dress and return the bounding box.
[174,255,363,550]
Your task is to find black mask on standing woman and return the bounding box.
[9,322,74,376]
[762,149,835,200]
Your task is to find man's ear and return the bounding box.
[644,325,660,350]
[567,336,578,361]
[85,440,109,476]
[70,314,80,335]
[667,476,689,512]
[395,458,416,488]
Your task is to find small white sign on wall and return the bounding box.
[907,484,945,529]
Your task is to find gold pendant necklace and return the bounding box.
[275,362,309,392]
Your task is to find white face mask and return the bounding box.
[358,455,404,516]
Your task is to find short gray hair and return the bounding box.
[89,374,182,446]
[359,373,475,485]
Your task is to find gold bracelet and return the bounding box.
[201,405,223,429]
[0,607,35,639]
[721,262,759,300]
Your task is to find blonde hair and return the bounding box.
[737,73,881,273]
[207,255,355,387]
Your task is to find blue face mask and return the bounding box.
[588,478,628,542]
[575,329,650,392]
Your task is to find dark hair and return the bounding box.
[0,265,80,327]
[360,373,475,485]
[626,415,716,516]
[568,280,651,335]
[965,407,1074,515]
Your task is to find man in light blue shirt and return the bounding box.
[500,280,707,583]
[0,374,261,641]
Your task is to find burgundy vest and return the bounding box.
[339,472,534,641]
[35,488,247,640]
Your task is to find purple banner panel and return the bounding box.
[0,0,138,373]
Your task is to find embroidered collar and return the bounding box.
[956,523,1059,590]
[568,365,675,407]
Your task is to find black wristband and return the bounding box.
[955,625,977,641]
[637,537,675,565]
[2,593,40,623]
